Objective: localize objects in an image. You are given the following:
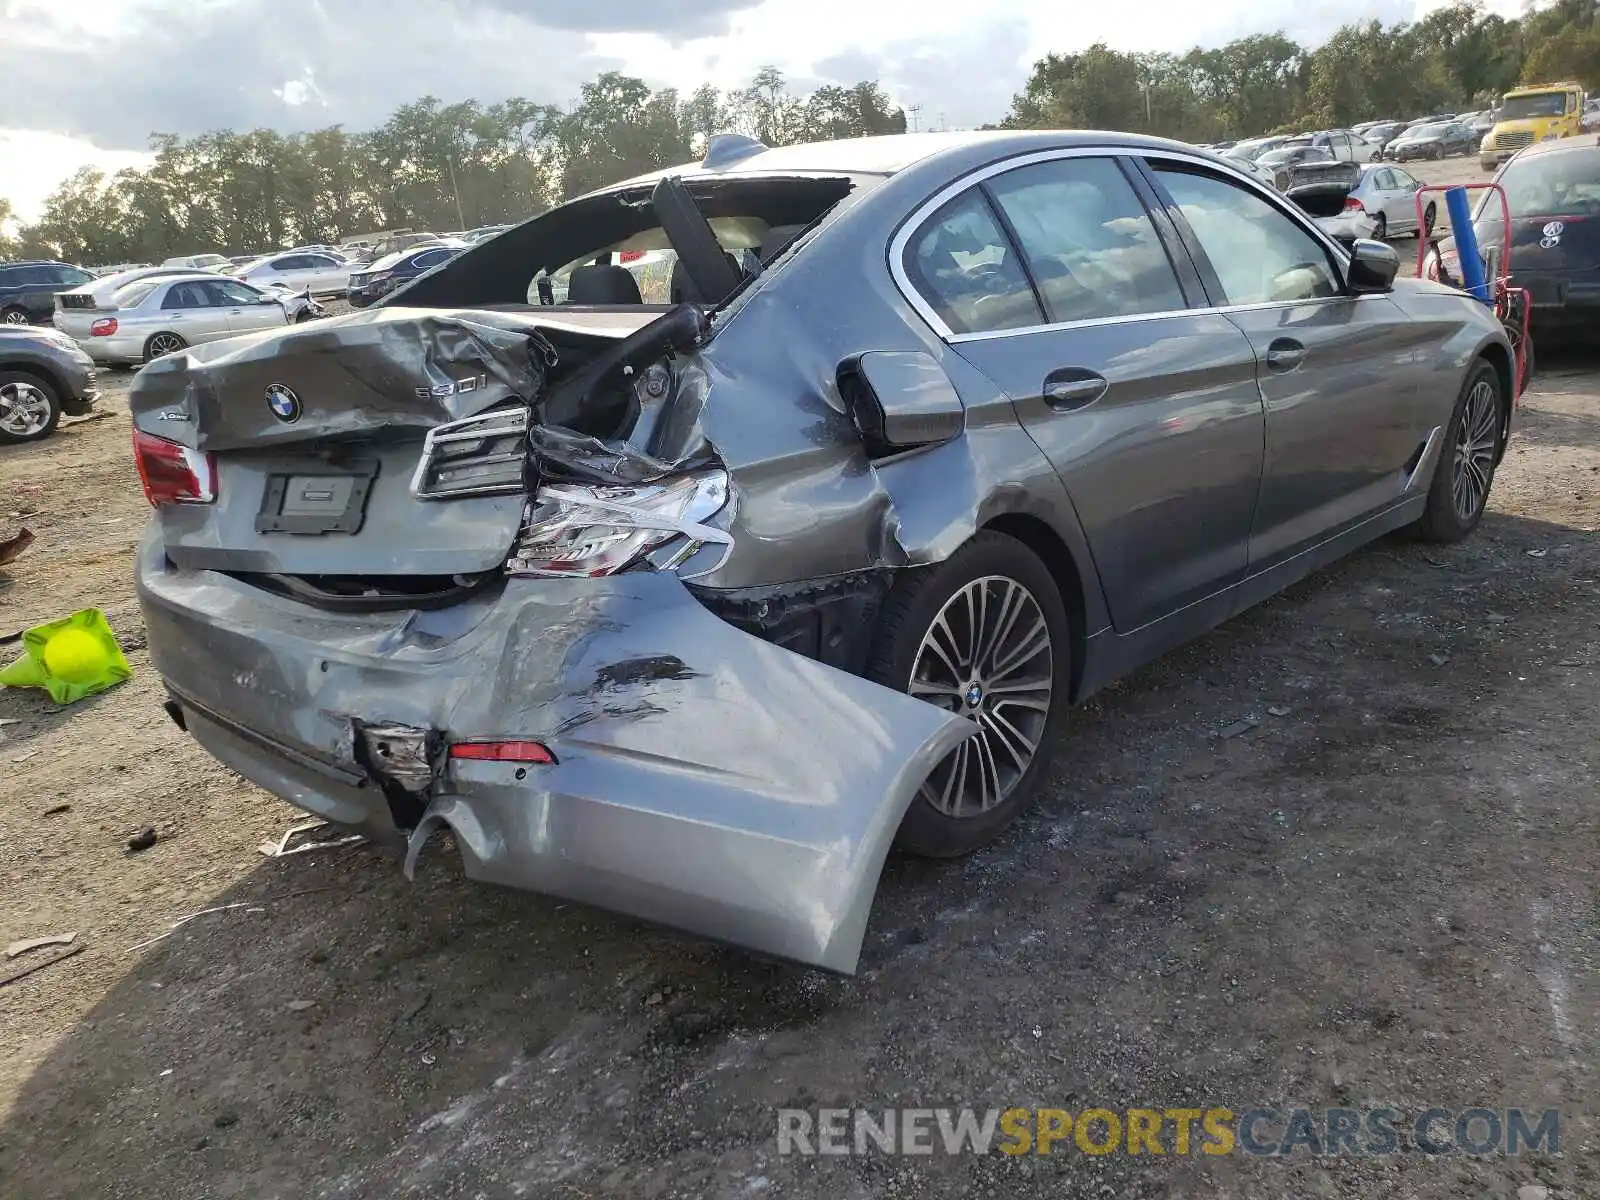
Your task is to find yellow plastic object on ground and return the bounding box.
[0,608,132,704]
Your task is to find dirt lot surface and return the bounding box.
[1,165,1596,1198]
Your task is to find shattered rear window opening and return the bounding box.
[391,173,865,314]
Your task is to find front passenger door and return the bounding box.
[207,279,286,334]
[1144,160,1433,571]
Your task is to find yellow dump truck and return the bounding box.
[1480,81,1586,170]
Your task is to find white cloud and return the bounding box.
[0,131,153,225]
[0,0,1546,224]
[274,73,326,109]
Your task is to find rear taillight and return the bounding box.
[504,470,732,579]
[1343,197,1364,212]
[133,429,216,506]
[90,317,117,336]
[449,740,556,764]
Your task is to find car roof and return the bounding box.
[597,129,1213,194]
[1513,136,1600,162]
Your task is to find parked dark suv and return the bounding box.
[0,261,96,326]
[0,324,100,443]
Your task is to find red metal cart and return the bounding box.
[1416,182,1532,402]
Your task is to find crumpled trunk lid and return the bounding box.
[129,306,659,577]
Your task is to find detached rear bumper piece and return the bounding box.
[136,530,972,973]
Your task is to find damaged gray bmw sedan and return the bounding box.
[132,130,1517,973]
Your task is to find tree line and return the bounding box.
[1001,0,1600,142]
[5,0,1600,266]
[3,70,905,266]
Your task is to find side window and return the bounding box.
[413,249,449,270]
[162,282,211,310]
[986,156,1187,323]
[272,256,306,271]
[60,268,93,286]
[1371,168,1395,191]
[206,280,260,305]
[1154,166,1342,306]
[6,265,48,286]
[904,189,1042,335]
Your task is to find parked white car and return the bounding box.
[232,251,352,295]
[54,272,302,366]
[162,254,233,272]
[1340,163,1438,240]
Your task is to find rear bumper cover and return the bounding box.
[136,530,971,973]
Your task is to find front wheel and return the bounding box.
[0,307,29,326]
[1410,361,1503,542]
[0,370,63,444]
[866,531,1070,857]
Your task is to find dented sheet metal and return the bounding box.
[136,530,972,973]
[129,308,562,451]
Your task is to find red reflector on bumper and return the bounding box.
[449,740,556,764]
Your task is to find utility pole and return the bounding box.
[908,104,922,133]
[446,153,466,230]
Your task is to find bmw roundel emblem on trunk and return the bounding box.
[265,384,302,423]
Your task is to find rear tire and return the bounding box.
[865,531,1071,857]
[0,369,63,444]
[144,331,187,361]
[0,306,29,326]
[1422,202,1437,238]
[1410,361,1503,543]
[1372,213,1387,241]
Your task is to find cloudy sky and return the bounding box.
[1,0,1521,224]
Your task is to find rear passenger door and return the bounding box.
[267,255,313,288]
[1140,157,1433,570]
[159,281,232,343]
[900,152,1266,632]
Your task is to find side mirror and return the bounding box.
[1347,239,1399,294]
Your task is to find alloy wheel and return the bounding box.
[0,380,53,438]
[909,575,1053,818]
[1451,378,1499,522]
[146,333,185,359]
[1,310,28,326]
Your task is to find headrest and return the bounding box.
[567,264,642,305]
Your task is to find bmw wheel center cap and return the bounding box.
[265,384,302,423]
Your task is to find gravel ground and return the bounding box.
[0,158,1594,1199]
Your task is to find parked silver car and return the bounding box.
[131,131,1518,972]
[232,251,352,296]
[57,273,301,365]
[1342,163,1438,240]
[162,254,233,272]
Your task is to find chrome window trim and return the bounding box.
[888,143,1355,344]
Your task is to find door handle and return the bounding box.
[1042,368,1108,411]
[1265,338,1305,372]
